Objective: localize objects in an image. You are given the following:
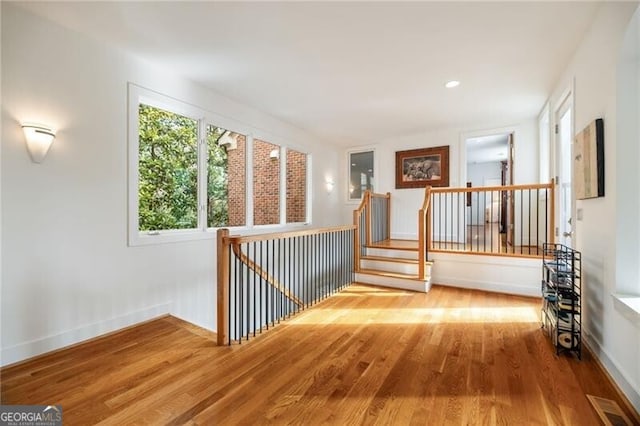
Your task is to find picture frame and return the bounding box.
[395,145,450,189]
[574,118,604,200]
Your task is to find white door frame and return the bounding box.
[553,86,575,247]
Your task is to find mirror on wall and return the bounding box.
[348,150,374,201]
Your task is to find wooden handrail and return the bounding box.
[425,181,555,258]
[218,225,355,345]
[231,244,304,307]
[430,183,553,193]
[368,191,391,243]
[370,192,391,199]
[353,191,370,272]
[225,225,356,245]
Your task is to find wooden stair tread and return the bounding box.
[357,268,428,281]
[361,255,433,265]
[366,239,419,251]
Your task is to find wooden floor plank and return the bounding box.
[1,283,637,425]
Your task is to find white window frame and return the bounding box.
[249,130,312,228]
[285,146,312,226]
[128,83,311,246]
[538,102,551,184]
[346,147,377,204]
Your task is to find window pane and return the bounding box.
[286,149,307,223]
[349,151,374,200]
[138,104,198,231]
[253,139,280,225]
[206,126,246,227]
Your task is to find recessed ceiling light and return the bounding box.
[445,80,460,88]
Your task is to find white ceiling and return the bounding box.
[14,2,601,146]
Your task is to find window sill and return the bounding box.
[612,293,640,328]
[129,229,217,246]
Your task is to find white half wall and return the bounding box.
[430,253,541,297]
[0,4,343,366]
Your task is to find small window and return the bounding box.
[348,149,375,201]
[286,148,308,223]
[253,138,281,226]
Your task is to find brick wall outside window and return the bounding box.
[226,138,307,226]
[287,149,307,223]
[253,139,281,225]
[227,136,246,226]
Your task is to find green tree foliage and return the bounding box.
[137,104,231,231]
[138,104,198,231]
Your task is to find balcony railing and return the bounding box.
[423,183,554,258]
[217,226,355,345]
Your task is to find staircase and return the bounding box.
[357,240,433,292]
[353,190,433,293]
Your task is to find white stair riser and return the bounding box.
[360,259,431,276]
[366,247,419,260]
[355,273,431,293]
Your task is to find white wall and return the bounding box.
[467,161,501,187]
[0,4,343,365]
[548,2,640,411]
[343,120,538,239]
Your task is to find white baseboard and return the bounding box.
[583,331,640,413]
[1,303,171,367]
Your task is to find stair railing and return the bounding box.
[353,190,391,272]
[425,182,555,257]
[217,226,355,345]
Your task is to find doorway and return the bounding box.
[465,132,514,251]
[555,94,574,247]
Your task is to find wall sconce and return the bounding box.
[22,123,56,163]
[325,180,335,193]
[269,149,280,159]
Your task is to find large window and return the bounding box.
[138,104,199,231]
[128,84,310,245]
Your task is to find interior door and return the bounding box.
[555,95,574,247]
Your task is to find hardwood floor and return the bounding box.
[2,284,637,425]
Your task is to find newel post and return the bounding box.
[353,210,361,273]
[217,228,230,345]
[418,208,425,279]
[549,180,556,244]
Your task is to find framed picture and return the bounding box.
[395,145,449,189]
[574,118,604,199]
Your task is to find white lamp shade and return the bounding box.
[22,123,56,163]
